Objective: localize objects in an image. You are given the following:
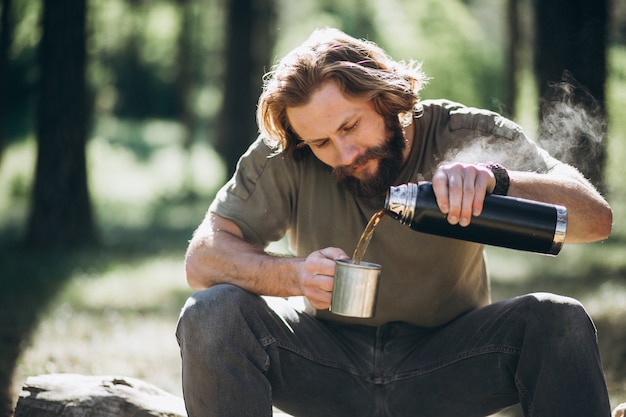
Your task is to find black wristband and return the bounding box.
[484,162,510,196]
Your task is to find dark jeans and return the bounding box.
[176,284,611,417]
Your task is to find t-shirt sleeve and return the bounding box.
[209,138,297,247]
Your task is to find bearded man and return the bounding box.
[177,28,613,417]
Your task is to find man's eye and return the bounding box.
[344,121,359,132]
[312,139,329,148]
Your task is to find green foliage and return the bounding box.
[2,1,40,143]
[87,0,225,122]
[273,0,505,110]
[369,0,505,110]
[90,0,182,119]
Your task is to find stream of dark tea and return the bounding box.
[352,209,386,264]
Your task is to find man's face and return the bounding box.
[286,80,407,199]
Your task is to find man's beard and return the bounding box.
[332,118,407,200]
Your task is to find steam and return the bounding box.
[441,134,540,172]
[537,72,606,177]
[441,72,606,179]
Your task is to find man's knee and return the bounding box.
[526,292,589,317]
[176,284,263,346]
[185,283,258,314]
[523,292,596,340]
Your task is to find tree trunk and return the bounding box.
[504,0,520,118]
[25,0,97,248]
[0,0,13,163]
[534,0,609,192]
[216,0,276,177]
[176,0,194,150]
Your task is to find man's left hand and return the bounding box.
[431,163,496,226]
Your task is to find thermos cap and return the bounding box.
[384,183,418,225]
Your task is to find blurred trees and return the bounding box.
[0,0,617,185]
[0,0,514,188]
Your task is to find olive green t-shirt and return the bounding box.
[209,99,559,327]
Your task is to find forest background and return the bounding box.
[1,0,625,416]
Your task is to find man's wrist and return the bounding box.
[483,162,510,196]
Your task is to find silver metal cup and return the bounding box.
[330,259,382,318]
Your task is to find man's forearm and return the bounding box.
[507,166,612,243]
[184,215,303,296]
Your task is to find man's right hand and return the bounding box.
[297,247,350,310]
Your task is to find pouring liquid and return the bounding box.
[352,209,385,264]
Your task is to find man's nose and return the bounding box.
[336,140,359,166]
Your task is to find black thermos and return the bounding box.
[384,182,568,255]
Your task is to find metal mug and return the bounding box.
[330,259,381,318]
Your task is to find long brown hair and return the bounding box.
[257,28,428,159]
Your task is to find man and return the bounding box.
[177,28,613,416]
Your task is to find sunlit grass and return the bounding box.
[13,254,191,398]
[62,256,188,312]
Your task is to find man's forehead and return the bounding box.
[285,83,370,140]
